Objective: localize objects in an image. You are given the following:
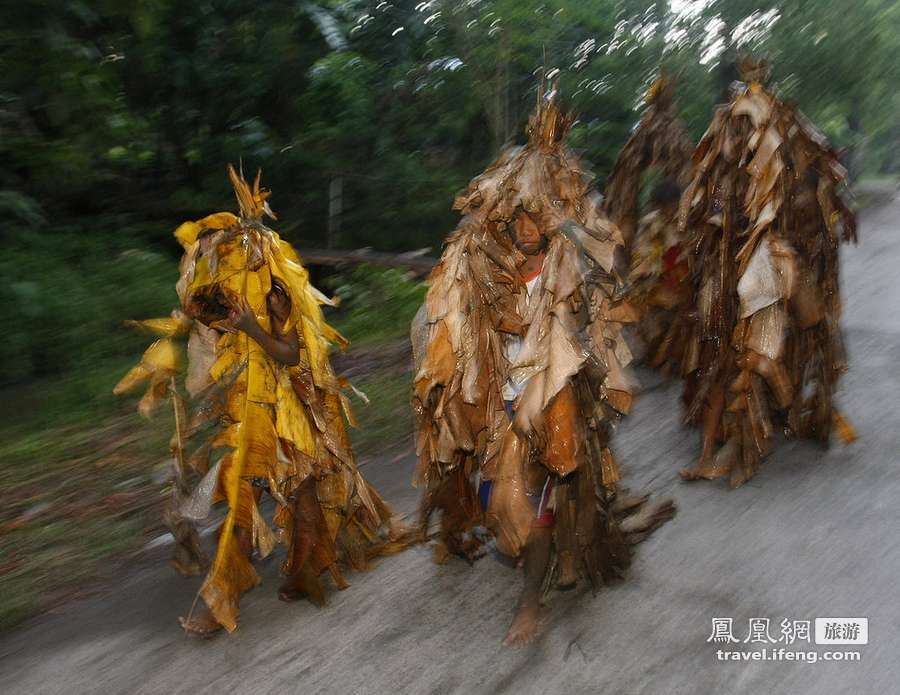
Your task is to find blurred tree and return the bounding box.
[0,0,897,386]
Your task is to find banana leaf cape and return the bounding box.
[116,167,412,632]
[677,60,857,487]
[413,100,671,586]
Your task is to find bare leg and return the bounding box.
[503,526,552,646]
[680,383,726,480]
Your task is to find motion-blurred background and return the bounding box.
[1,0,897,631]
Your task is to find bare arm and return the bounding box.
[226,298,300,366]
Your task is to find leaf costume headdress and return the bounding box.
[603,74,695,246]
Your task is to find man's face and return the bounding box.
[513,212,545,255]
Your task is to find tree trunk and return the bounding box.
[327,175,343,249]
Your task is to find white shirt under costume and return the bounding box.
[501,271,542,402]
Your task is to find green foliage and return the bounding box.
[3,0,896,257]
[326,264,426,347]
[347,371,415,455]
[0,222,176,387]
[0,0,895,423]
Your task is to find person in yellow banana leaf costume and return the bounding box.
[116,166,415,637]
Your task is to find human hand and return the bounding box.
[226,296,258,334]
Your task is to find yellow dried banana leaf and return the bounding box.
[124,312,191,338]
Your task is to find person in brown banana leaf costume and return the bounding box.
[412,96,675,646]
[677,58,858,488]
[628,179,695,378]
[603,76,695,250]
[603,77,697,377]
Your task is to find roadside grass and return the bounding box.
[0,357,174,630]
[347,366,415,458]
[324,264,426,349]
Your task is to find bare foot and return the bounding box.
[679,458,724,481]
[681,437,738,481]
[178,610,223,638]
[431,541,450,565]
[678,466,702,481]
[503,602,543,646]
[328,564,350,591]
